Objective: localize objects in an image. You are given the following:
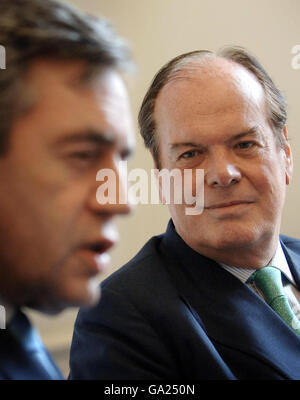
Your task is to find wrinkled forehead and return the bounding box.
[157,57,266,113]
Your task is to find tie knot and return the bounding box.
[248,266,284,306]
[248,266,300,337]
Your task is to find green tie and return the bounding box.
[248,266,300,337]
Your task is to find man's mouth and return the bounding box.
[205,200,254,209]
[84,240,114,254]
[79,237,116,273]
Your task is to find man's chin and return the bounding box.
[212,232,260,250]
[26,285,101,315]
[192,225,265,254]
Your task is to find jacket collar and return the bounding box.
[281,237,300,287]
[161,220,300,379]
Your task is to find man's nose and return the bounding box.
[205,150,241,188]
[89,162,133,216]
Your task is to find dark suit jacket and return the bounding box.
[0,310,63,380]
[69,220,300,380]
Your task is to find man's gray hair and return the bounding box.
[0,0,133,153]
[138,47,287,169]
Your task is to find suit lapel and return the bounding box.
[0,310,63,380]
[162,235,300,379]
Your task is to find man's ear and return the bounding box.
[282,125,293,185]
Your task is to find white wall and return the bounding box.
[30,0,300,376]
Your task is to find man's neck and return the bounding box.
[184,234,279,270]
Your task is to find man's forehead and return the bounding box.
[156,57,265,110]
[16,58,135,152]
[24,58,87,88]
[153,57,270,156]
[24,58,127,104]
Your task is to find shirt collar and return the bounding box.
[162,220,296,286]
[220,241,296,285]
[0,296,16,325]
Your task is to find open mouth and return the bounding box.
[82,237,115,255]
[79,240,114,274]
[87,242,109,253]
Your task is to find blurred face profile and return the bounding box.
[155,58,292,262]
[0,59,135,312]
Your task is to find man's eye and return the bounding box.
[67,151,100,169]
[237,141,255,149]
[180,150,198,159]
[71,151,98,160]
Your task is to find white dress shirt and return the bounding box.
[0,297,15,329]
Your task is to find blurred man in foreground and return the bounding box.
[70,47,300,379]
[0,0,134,379]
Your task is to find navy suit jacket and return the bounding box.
[0,310,63,380]
[69,220,300,380]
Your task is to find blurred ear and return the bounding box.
[282,125,293,185]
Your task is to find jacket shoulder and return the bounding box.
[102,234,166,290]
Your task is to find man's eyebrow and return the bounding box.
[53,129,134,159]
[228,126,260,142]
[169,126,260,152]
[169,142,202,152]
[53,130,116,147]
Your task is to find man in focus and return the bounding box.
[70,47,300,379]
